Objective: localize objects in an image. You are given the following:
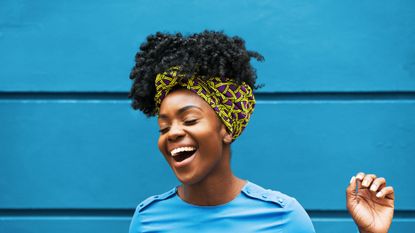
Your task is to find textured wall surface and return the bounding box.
[1,1,415,232]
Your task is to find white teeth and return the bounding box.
[170,147,196,156]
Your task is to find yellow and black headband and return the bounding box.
[154,67,255,140]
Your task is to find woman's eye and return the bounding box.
[184,119,197,125]
[159,127,169,134]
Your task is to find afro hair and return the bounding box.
[128,30,264,116]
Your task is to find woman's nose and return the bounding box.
[167,123,185,141]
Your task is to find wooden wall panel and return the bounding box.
[0,218,130,233]
[1,0,414,232]
[1,0,414,92]
[1,100,414,210]
[0,215,414,233]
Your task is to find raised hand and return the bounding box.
[346,172,395,233]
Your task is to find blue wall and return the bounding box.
[1,1,414,232]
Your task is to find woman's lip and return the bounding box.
[172,150,197,168]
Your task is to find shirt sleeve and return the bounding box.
[284,197,316,233]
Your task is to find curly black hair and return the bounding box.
[128,30,264,116]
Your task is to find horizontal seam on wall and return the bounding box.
[1,91,415,101]
[0,209,414,218]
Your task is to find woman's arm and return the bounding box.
[346,172,395,233]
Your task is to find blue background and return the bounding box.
[1,0,414,232]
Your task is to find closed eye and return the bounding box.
[184,119,198,126]
[159,127,169,134]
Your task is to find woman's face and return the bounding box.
[157,89,231,185]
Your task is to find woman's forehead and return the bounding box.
[159,89,210,112]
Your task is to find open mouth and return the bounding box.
[170,147,197,162]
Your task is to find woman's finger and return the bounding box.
[356,172,365,180]
[370,177,386,192]
[361,174,377,188]
[346,176,356,194]
[355,172,365,189]
[376,186,395,200]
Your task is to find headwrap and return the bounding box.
[154,67,255,140]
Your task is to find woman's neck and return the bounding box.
[178,171,246,206]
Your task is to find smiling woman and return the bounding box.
[157,89,231,186]
[128,31,395,233]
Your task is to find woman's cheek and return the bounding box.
[157,136,166,155]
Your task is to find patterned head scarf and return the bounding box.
[154,67,255,140]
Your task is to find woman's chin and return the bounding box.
[174,170,202,186]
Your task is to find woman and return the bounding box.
[128,31,394,232]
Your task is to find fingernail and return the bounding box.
[376,191,383,198]
[350,176,355,184]
[370,184,378,192]
[362,180,369,187]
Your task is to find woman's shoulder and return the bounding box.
[242,181,315,232]
[129,187,180,233]
[134,186,178,213]
[242,181,295,208]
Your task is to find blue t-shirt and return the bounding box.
[130,181,315,232]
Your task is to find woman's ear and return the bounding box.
[223,133,232,144]
[220,123,233,144]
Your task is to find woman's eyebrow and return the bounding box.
[158,105,203,119]
[177,105,203,115]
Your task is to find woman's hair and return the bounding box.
[128,30,264,116]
